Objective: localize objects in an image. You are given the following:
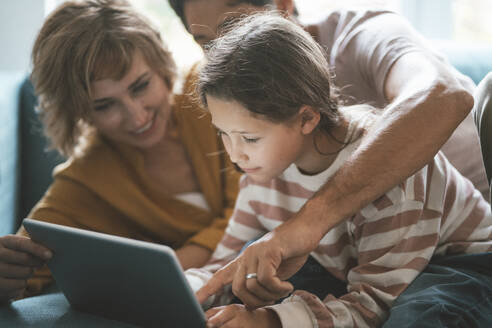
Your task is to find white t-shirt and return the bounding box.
[315,9,488,199]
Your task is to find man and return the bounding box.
[170,0,490,326]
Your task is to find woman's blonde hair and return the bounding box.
[31,0,177,157]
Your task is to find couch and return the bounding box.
[0,73,63,237]
[0,43,491,326]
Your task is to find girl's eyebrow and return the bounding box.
[211,123,256,134]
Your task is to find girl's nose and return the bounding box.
[228,142,247,164]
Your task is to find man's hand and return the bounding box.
[0,235,52,303]
[197,224,314,309]
[205,304,281,328]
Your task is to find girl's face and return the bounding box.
[207,95,311,183]
[88,51,172,150]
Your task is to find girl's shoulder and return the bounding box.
[338,104,379,147]
[340,104,378,129]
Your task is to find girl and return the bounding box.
[186,13,492,328]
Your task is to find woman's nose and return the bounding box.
[124,98,147,127]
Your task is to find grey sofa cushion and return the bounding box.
[0,292,137,327]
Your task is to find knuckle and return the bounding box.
[0,278,26,293]
[22,266,34,278]
[245,279,257,289]
[260,276,274,287]
[231,283,243,297]
[3,235,14,241]
[17,253,31,263]
[246,281,262,294]
[8,235,22,248]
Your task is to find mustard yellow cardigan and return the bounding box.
[19,69,240,296]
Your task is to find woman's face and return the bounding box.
[183,0,263,47]
[88,51,172,150]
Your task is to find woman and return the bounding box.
[0,0,239,303]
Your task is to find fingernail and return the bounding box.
[43,251,52,259]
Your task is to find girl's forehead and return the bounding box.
[207,95,272,132]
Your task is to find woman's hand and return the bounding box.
[0,235,52,303]
[205,304,281,328]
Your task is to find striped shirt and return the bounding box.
[186,111,492,328]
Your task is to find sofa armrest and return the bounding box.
[18,78,63,227]
[437,41,492,85]
[0,71,24,235]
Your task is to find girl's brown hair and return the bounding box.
[197,12,340,134]
[31,0,176,157]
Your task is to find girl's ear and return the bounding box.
[273,0,295,16]
[298,105,320,135]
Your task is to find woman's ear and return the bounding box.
[273,0,295,16]
[83,112,93,124]
[298,105,320,135]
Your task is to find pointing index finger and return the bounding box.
[196,261,237,304]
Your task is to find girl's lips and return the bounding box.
[240,167,260,173]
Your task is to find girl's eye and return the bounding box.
[243,136,259,143]
[132,80,150,94]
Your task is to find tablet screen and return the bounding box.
[23,218,206,327]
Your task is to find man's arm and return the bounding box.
[196,51,475,306]
[279,51,474,252]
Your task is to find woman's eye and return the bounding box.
[133,80,149,94]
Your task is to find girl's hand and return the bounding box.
[205,304,281,328]
[0,235,52,303]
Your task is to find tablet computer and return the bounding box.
[22,218,206,328]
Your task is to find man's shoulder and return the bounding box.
[317,8,398,25]
[315,9,402,46]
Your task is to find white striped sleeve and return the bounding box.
[279,177,442,327]
[184,178,266,305]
